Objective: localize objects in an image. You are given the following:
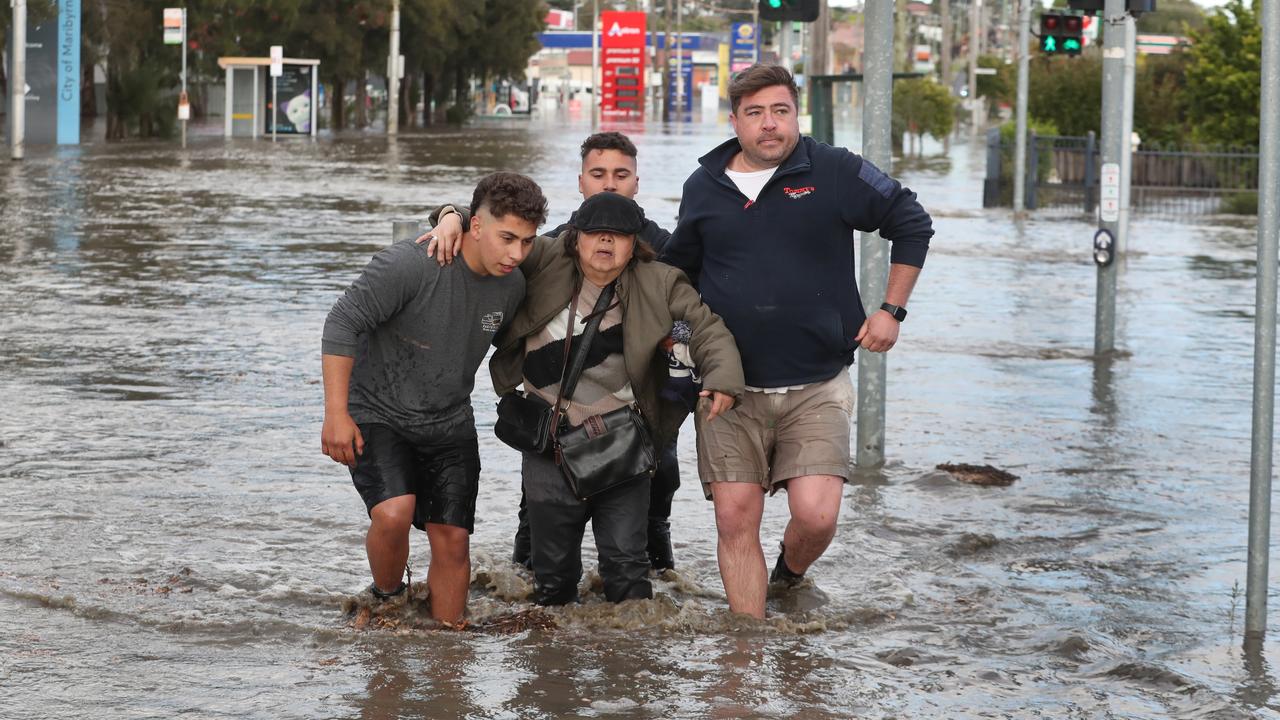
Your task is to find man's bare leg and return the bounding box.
[779,474,844,575]
[425,522,471,625]
[710,482,768,618]
[366,495,417,592]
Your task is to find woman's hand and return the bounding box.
[699,390,735,422]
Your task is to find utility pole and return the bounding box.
[780,20,791,74]
[180,8,188,149]
[753,3,760,63]
[857,0,894,468]
[592,0,600,128]
[967,0,981,126]
[1094,0,1127,355]
[675,0,683,121]
[1246,0,1280,643]
[388,0,400,135]
[808,0,829,78]
[1013,0,1031,212]
[940,0,951,87]
[10,0,26,160]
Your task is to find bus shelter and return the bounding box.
[217,57,320,138]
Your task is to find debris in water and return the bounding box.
[469,608,556,634]
[936,463,1019,487]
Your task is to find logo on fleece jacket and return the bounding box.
[784,186,815,199]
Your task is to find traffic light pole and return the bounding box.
[1094,0,1126,356]
[1246,0,1280,643]
[1013,0,1031,213]
[856,0,894,469]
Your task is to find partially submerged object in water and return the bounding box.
[936,463,1019,487]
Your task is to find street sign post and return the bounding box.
[270,45,283,142]
[165,8,188,147]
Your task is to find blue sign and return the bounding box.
[57,0,80,145]
[666,53,693,113]
[536,31,719,51]
[729,22,757,71]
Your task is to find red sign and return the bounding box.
[600,11,646,117]
[545,9,574,30]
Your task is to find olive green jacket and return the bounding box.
[490,235,744,448]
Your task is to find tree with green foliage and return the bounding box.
[1027,54,1102,137]
[1183,0,1261,147]
[1135,0,1205,35]
[68,0,546,138]
[892,78,956,155]
[975,54,1014,117]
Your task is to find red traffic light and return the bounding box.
[1042,14,1060,31]
[1064,16,1082,32]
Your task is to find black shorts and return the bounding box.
[350,423,481,533]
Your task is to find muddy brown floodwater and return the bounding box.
[0,113,1276,719]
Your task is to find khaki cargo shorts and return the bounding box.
[695,371,855,499]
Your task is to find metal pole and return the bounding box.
[10,0,26,160]
[1246,0,1280,642]
[388,0,400,135]
[181,8,188,149]
[967,0,981,126]
[780,20,791,73]
[857,0,894,468]
[675,0,683,121]
[752,5,759,63]
[1094,0,1124,355]
[591,0,600,129]
[1117,14,1135,253]
[1013,0,1030,212]
[940,0,951,87]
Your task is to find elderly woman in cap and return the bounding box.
[433,192,743,606]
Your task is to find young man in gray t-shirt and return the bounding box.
[320,172,547,626]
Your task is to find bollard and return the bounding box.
[392,221,424,244]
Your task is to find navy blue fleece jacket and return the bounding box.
[661,135,933,388]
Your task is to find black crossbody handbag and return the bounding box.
[493,281,655,500]
[549,283,656,501]
[493,288,587,454]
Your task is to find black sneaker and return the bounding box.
[769,543,804,588]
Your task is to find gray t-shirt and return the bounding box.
[322,240,525,433]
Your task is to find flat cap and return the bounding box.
[570,192,646,235]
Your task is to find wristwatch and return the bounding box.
[880,303,908,322]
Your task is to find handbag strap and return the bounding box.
[550,280,617,435]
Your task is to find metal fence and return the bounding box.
[983,129,1261,216]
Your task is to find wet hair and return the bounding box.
[580,132,638,160]
[563,227,657,265]
[469,172,548,226]
[729,63,799,114]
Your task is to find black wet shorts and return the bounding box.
[350,423,481,533]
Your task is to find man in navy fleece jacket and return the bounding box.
[661,64,934,618]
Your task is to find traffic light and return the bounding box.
[759,0,820,22]
[1039,12,1084,56]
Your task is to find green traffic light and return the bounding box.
[768,0,782,6]
[1063,38,1081,52]
[1043,35,1057,53]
